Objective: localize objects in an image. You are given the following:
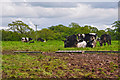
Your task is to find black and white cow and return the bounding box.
[21,37,34,43]
[98,34,111,46]
[37,38,46,42]
[63,33,97,48]
[63,34,78,48]
[77,33,97,42]
[77,33,97,48]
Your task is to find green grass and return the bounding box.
[2,40,119,52]
[2,40,64,52]
[2,53,70,78]
[1,40,119,78]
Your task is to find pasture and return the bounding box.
[2,40,119,52]
[1,40,119,79]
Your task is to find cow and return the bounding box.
[77,33,97,48]
[63,33,97,48]
[77,39,97,48]
[63,34,78,48]
[21,37,34,43]
[77,41,87,48]
[98,34,111,46]
[77,33,97,42]
[86,39,96,48]
[37,38,46,42]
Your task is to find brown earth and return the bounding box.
[2,50,120,79]
[43,52,119,78]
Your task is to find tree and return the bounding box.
[49,24,69,33]
[8,20,33,36]
[97,30,106,37]
[112,21,120,40]
[37,29,57,41]
[2,29,21,41]
[69,22,81,28]
[88,26,98,33]
[105,28,116,40]
[49,24,72,39]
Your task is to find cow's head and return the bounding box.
[77,33,84,42]
[21,37,28,42]
[86,39,96,48]
[96,38,102,46]
[63,39,70,48]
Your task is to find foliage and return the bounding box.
[112,21,120,40]
[37,29,61,41]
[1,21,120,41]
[8,20,33,36]
[2,30,21,41]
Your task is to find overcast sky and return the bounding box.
[0,0,119,30]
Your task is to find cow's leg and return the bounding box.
[104,41,106,46]
[109,40,111,45]
[99,40,103,46]
[101,43,103,46]
[106,41,109,45]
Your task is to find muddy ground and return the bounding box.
[2,50,120,79]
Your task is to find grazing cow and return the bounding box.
[21,37,34,43]
[77,33,97,48]
[98,34,111,46]
[37,38,46,42]
[63,34,78,48]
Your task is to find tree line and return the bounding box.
[1,20,120,41]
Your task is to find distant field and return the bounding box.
[2,40,119,52]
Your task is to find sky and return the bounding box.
[0,0,119,30]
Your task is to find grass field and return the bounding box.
[2,40,119,52]
[2,52,119,78]
[1,40,119,79]
[2,53,68,78]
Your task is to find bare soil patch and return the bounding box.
[43,52,119,78]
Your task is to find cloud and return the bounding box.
[68,3,117,19]
[1,2,118,30]
[2,0,119,2]
[2,2,117,18]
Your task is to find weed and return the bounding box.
[101,71,106,76]
[84,72,92,77]
[110,70,114,73]
[98,68,102,71]
[113,65,118,68]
